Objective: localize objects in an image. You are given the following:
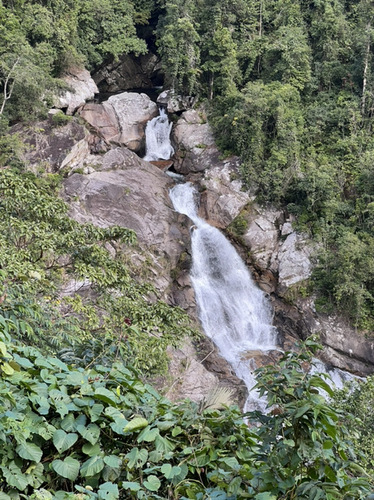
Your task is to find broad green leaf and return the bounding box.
[98,482,119,499]
[94,387,119,405]
[255,493,277,500]
[80,455,105,477]
[89,403,104,422]
[51,457,80,481]
[155,434,175,453]
[126,447,148,469]
[143,475,161,492]
[104,455,122,468]
[161,463,181,479]
[293,404,311,419]
[123,417,148,433]
[137,426,159,443]
[82,443,101,456]
[1,362,14,375]
[220,456,240,470]
[323,440,334,450]
[77,423,100,445]
[53,429,78,453]
[122,481,141,492]
[16,441,43,462]
[1,461,29,490]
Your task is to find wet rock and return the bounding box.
[54,67,98,115]
[243,207,282,269]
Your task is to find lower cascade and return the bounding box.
[143,107,174,161]
[169,182,278,411]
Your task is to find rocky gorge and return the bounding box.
[14,66,374,408]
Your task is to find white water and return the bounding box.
[170,182,278,412]
[143,108,174,161]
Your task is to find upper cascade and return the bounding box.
[143,107,174,161]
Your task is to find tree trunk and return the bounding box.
[361,22,371,116]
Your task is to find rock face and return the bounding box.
[173,110,221,174]
[157,90,195,114]
[54,67,99,115]
[93,53,163,92]
[63,147,183,271]
[11,119,89,172]
[79,92,158,152]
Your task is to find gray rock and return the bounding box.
[63,147,184,269]
[199,161,250,227]
[275,232,314,288]
[173,109,220,174]
[79,92,158,152]
[54,67,98,115]
[157,90,195,113]
[243,207,282,269]
[165,341,219,403]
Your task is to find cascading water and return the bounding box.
[143,107,174,161]
[169,182,279,412]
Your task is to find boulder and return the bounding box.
[164,341,220,403]
[274,232,315,289]
[173,110,220,174]
[54,67,98,115]
[199,160,250,227]
[11,118,89,172]
[79,92,158,152]
[243,207,282,269]
[157,90,195,113]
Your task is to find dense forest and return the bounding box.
[1,0,374,498]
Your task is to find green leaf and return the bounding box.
[51,457,80,481]
[82,443,101,456]
[122,481,141,492]
[16,441,43,462]
[137,426,159,443]
[1,461,29,490]
[80,455,105,477]
[94,387,119,405]
[77,423,100,445]
[104,455,122,468]
[98,482,119,499]
[161,463,181,479]
[323,440,334,450]
[123,417,149,432]
[293,404,311,419]
[126,448,148,469]
[255,493,277,500]
[53,429,78,453]
[143,475,161,492]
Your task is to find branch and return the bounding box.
[0,56,20,115]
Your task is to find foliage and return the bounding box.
[250,338,373,498]
[0,333,371,498]
[332,376,374,472]
[0,168,195,374]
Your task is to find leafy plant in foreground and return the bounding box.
[0,329,372,499]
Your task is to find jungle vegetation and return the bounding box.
[1,0,374,497]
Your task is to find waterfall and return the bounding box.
[143,107,174,161]
[169,182,278,412]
